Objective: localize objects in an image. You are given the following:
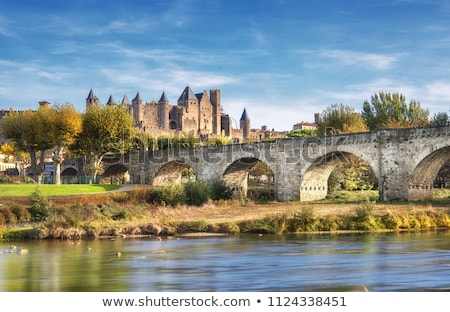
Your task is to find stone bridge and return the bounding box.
[101,126,450,202]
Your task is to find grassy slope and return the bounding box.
[0,184,121,197]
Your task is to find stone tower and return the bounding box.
[210,89,221,135]
[197,90,213,134]
[240,108,250,141]
[158,91,170,129]
[86,89,100,108]
[132,92,143,125]
[177,86,199,134]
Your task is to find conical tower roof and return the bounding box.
[86,88,99,101]
[240,108,250,121]
[121,95,130,105]
[159,91,169,103]
[132,92,142,103]
[106,95,116,105]
[177,86,197,102]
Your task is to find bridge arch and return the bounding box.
[61,167,77,176]
[61,167,78,184]
[102,164,130,184]
[152,160,195,186]
[408,146,450,200]
[299,151,378,202]
[223,157,275,199]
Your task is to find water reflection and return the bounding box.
[1,231,449,292]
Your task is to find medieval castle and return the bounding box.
[0,86,291,148]
[86,86,253,143]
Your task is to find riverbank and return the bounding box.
[1,187,450,239]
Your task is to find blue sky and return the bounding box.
[1,0,449,131]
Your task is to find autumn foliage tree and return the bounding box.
[72,104,136,183]
[316,103,368,135]
[43,104,82,184]
[1,108,53,183]
[1,105,82,184]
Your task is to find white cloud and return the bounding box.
[222,95,319,132]
[99,19,154,35]
[320,50,403,71]
[0,26,13,37]
[250,28,267,44]
[0,16,15,37]
[314,78,450,117]
[420,81,450,113]
[423,81,450,101]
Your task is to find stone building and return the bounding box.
[293,121,317,131]
[86,86,250,143]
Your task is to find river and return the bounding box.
[1,231,449,292]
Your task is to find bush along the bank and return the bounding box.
[208,178,235,201]
[146,179,235,206]
[184,180,209,206]
[237,203,450,234]
[28,187,52,221]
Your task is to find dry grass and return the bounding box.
[146,200,450,225]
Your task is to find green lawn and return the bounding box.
[0,184,121,197]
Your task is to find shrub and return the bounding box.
[217,222,240,234]
[161,184,186,207]
[289,206,316,232]
[146,185,187,206]
[248,188,274,203]
[11,205,31,222]
[435,212,450,228]
[59,203,97,227]
[146,187,164,205]
[354,202,375,221]
[184,180,209,206]
[317,215,339,231]
[0,207,17,225]
[239,216,287,234]
[239,217,277,234]
[125,189,148,204]
[381,212,403,230]
[112,210,130,220]
[209,179,235,201]
[353,202,383,230]
[176,220,209,233]
[28,187,52,221]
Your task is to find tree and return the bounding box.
[362,92,430,131]
[72,104,136,183]
[42,104,82,185]
[0,143,16,163]
[316,103,368,135]
[248,161,274,195]
[0,143,30,176]
[431,111,449,127]
[328,155,377,192]
[205,136,233,146]
[285,129,316,138]
[1,109,53,183]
